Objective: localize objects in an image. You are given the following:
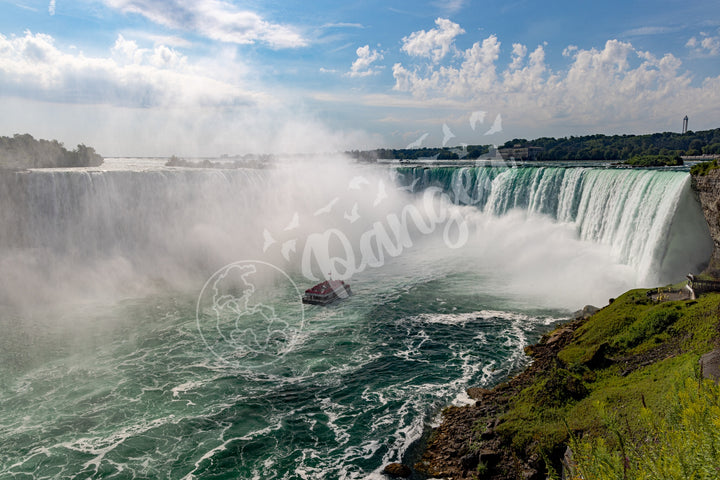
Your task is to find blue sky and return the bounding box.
[0,0,719,155]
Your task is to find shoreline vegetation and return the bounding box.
[165,154,274,169]
[350,127,720,163]
[0,134,103,169]
[2,128,719,170]
[495,128,720,162]
[162,127,720,168]
[623,154,683,167]
[691,159,720,176]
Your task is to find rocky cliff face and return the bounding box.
[691,168,720,275]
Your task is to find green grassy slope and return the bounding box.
[488,289,720,476]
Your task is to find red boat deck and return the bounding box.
[302,280,353,305]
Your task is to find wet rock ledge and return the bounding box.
[691,167,720,275]
[413,313,589,480]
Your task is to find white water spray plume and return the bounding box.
[0,158,711,312]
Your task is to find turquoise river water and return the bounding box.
[0,159,712,479]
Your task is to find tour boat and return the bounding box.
[302,279,353,305]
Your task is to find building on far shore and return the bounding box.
[498,145,544,161]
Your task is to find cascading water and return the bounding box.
[0,159,713,479]
[397,166,712,285]
[0,166,280,306]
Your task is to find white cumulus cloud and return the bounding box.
[393,34,500,97]
[686,32,720,56]
[509,43,527,69]
[562,45,578,57]
[103,0,307,48]
[347,45,383,77]
[400,18,465,63]
[390,23,720,134]
[0,31,261,108]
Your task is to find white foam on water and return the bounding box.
[451,389,476,407]
[410,309,567,326]
[479,360,498,385]
[360,386,387,406]
[63,415,179,473]
[393,328,431,362]
[182,433,237,480]
[171,380,205,398]
[319,398,351,445]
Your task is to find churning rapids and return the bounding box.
[0,158,713,479]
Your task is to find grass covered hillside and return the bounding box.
[418,289,720,479]
[501,289,720,477]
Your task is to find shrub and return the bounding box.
[691,159,720,176]
[613,309,679,349]
[571,377,720,480]
[625,154,683,167]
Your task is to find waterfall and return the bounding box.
[0,167,276,305]
[0,163,713,308]
[0,168,273,258]
[396,166,713,284]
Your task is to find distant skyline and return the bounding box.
[1,0,719,156]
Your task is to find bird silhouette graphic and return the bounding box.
[406,133,429,149]
[344,203,360,223]
[281,239,297,261]
[348,176,370,190]
[262,229,276,252]
[396,177,420,193]
[484,114,502,135]
[469,110,486,130]
[373,180,388,206]
[313,197,340,216]
[283,212,299,231]
[442,123,456,147]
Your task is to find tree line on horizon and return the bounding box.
[502,127,720,160]
[346,144,490,162]
[3,128,719,166]
[348,128,720,162]
[0,134,104,169]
